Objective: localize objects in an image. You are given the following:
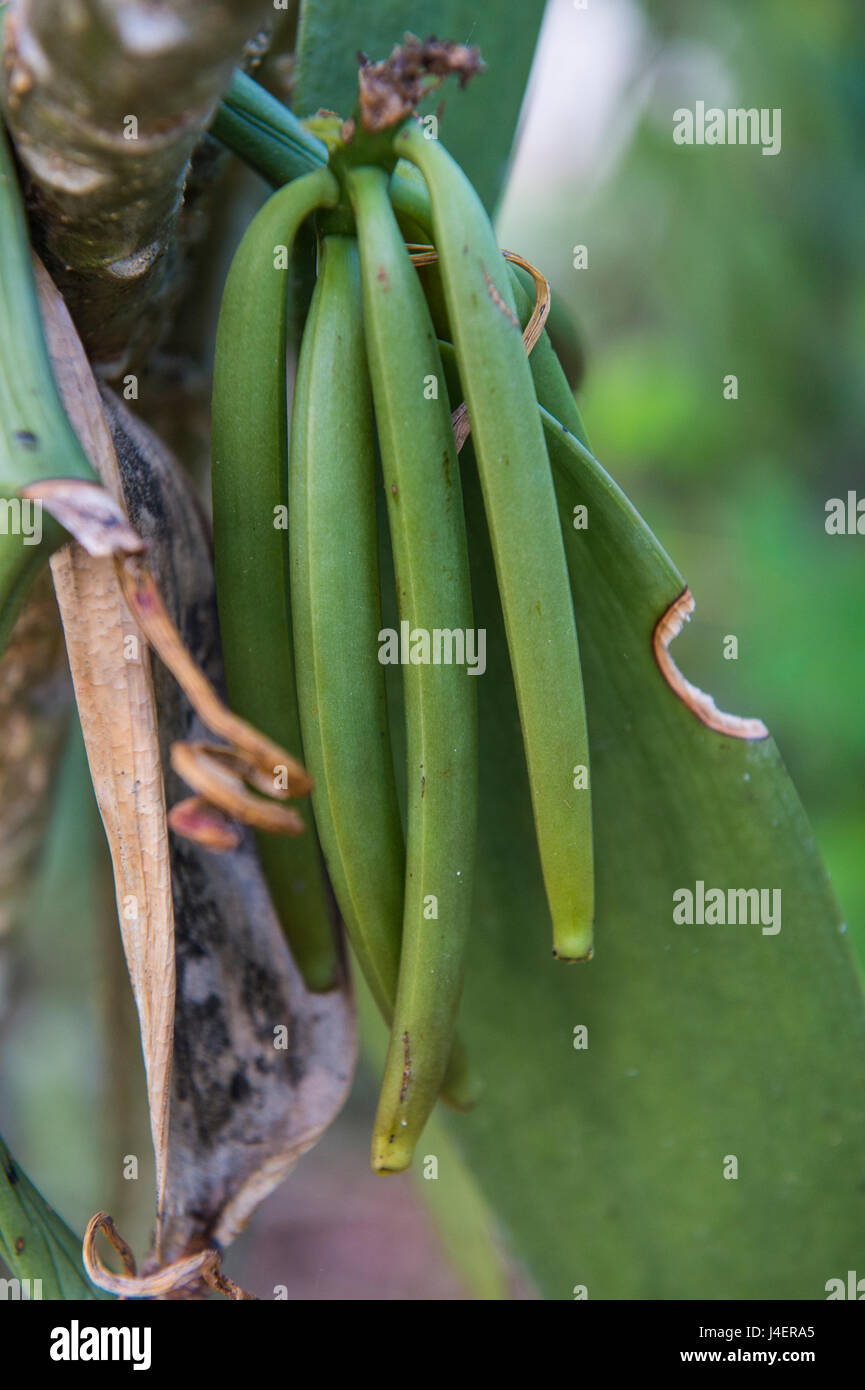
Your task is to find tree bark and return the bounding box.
[1,0,276,372]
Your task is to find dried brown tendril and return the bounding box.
[83,1212,255,1300]
[406,245,551,452]
[21,480,313,850]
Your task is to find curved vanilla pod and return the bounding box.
[288,235,477,1110]
[0,122,98,651]
[348,164,478,1170]
[288,232,405,1009]
[396,121,594,962]
[211,167,340,992]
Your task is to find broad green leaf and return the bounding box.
[0,1134,109,1299]
[433,412,865,1299]
[374,319,865,1298]
[292,0,547,211]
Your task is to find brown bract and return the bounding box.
[358,33,483,132]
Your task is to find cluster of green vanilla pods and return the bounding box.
[211,97,596,1173]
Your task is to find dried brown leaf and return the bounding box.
[36,256,176,1248]
[20,477,145,557]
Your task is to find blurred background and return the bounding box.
[1,0,862,1298]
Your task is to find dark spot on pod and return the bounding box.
[4,1163,18,1185]
[14,430,38,449]
[391,484,398,498]
[15,1236,25,1253]
[400,1031,412,1100]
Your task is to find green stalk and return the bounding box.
[0,120,97,651]
[211,70,327,185]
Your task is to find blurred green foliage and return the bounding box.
[502,0,865,968]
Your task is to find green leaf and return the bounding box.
[0,1134,110,1299]
[378,320,865,1297]
[292,0,547,211]
[0,118,98,651]
[433,410,865,1298]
